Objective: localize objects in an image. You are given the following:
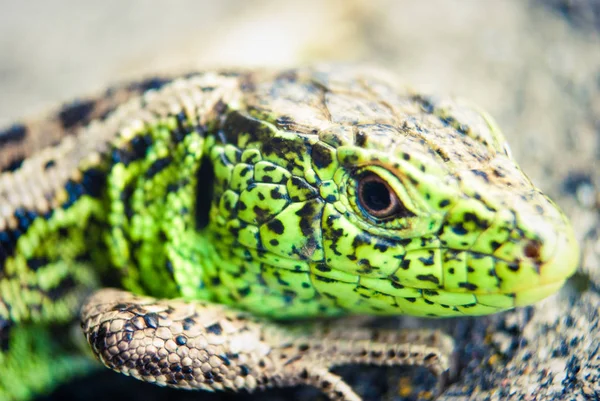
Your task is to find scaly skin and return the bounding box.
[0,66,579,400]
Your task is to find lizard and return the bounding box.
[0,65,579,401]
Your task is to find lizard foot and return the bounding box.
[81,289,454,401]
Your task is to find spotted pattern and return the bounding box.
[82,289,453,401]
[0,66,579,399]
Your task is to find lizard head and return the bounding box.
[204,66,578,317]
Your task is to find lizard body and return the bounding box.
[0,66,579,400]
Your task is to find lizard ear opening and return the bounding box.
[195,156,214,230]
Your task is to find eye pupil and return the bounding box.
[361,180,392,211]
[356,173,410,219]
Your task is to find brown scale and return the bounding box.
[81,289,454,401]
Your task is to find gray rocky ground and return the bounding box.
[1,0,598,400]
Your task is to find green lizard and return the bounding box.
[0,65,579,401]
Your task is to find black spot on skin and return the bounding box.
[439,199,450,208]
[490,241,502,252]
[0,231,14,266]
[182,317,195,331]
[459,282,478,291]
[296,202,317,236]
[315,276,335,283]
[288,176,318,201]
[270,187,286,200]
[391,281,404,289]
[13,208,37,232]
[267,219,285,235]
[0,318,12,352]
[0,124,27,146]
[238,285,251,298]
[218,354,231,366]
[239,365,250,376]
[59,100,96,129]
[464,212,490,229]
[373,241,389,252]
[402,153,411,161]
[175,335,187,346]
[131,134,153,158]
[195,156,215,230]
[282,289,297,303]
[315,264,331,272]
[63,180,87,209]
[418,252,435,266]
[270,239,279,246]
[206,323,223,335]
[43,160,56,170]
[492,168,505,178]
[311,143,333,169]
[82,168,106,198]
[145,156,172,178]
[416,274,440,284]
[253,206,270,222]
[507,264,520,272]
[240,166,252,177]
[274,271,290,287]
[471,169,490,182]
[171,112,190,143]
[112,135,153,166]
[27,257,49,272]
[451,224,468,236]
[144,313,159,329]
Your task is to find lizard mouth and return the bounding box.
[432,222,580,314]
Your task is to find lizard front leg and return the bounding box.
[81,289,454,401]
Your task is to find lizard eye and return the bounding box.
[357,173,411,219]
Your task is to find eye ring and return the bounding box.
[357,172,408,219]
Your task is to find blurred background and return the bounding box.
[1,0,599,400]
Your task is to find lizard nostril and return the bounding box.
[524,240,541,259]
